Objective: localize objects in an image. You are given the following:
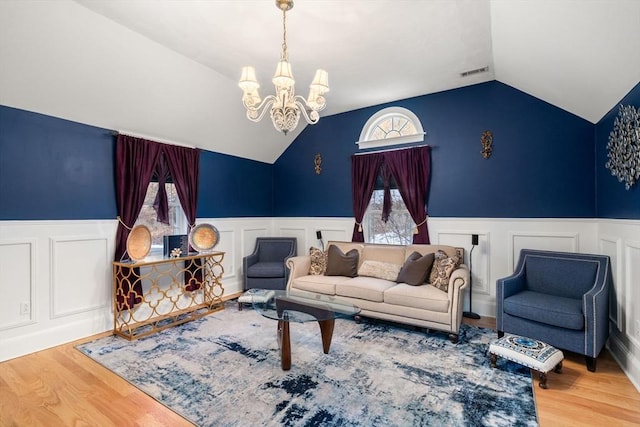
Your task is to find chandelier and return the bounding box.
[239,0,329,135]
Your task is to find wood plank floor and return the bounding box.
[1,314,639,426]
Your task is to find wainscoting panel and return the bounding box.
[625,240,640,350]
[510,232,579,270]
[212,227,236,280]
[50,236,111,318]
[599,235,623,331]
[598,219,640,392]
[0,239,36,330]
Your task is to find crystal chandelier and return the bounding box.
[239,0,329,135]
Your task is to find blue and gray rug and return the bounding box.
[77,303,537,426]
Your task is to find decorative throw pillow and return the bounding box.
[396,251,435,286]
[358,260,402,282]
[324,245,359,277]
[309,247,327,275]
[429,250,460,292]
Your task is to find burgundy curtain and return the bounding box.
[163,144,201,291]
[114,135,163,307]
[351,152,384,242]
[384,146,431,244]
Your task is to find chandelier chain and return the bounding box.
[281,9,288,61]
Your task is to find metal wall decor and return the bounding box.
[605,104,640,190]
[481,130,493,159]
[314,153,322,174]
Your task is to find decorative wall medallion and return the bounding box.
[605,104,640,190]
[481,130,493,159]
[314,153,322,174]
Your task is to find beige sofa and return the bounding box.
[286,241,469,342]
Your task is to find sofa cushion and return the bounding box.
[309,247,327,275]
[290,275,353,295]
[246,262,285,278]
[396,251,435,286]
[358,260,402,281]
[503,290,584,330]
[335,277,396,302]
[325,245,359,277]
[384,284,450,312]
[429,250,460,292]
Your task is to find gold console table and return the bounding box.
[112,252,225,340]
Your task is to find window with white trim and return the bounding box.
[134,182,188,253]
[357,106,425,150]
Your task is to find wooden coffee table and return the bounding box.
[251,290,361,370]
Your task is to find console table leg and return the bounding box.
[278,319,291,371]
[318,319,335,354]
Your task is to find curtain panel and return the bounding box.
[350,145,431,244]
[114,135,201,303]
[351,152,385,242]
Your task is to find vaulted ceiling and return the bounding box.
[1,0,639,163]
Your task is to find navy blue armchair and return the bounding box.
[243,237,297,291]
[497,249,612,372]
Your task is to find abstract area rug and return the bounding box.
[77,303,537,426]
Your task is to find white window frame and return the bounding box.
[134,182,188,255]
[356,106,425,150]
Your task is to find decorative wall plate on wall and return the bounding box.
[605,104,640,190]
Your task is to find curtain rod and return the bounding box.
[113,130,196,149]
[353,144,432,156]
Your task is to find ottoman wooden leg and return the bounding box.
[554,361,563,374]
[490,353,498,368]
[538,371,548,389]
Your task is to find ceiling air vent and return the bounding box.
[460,66,489,78]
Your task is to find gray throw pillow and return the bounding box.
[396,251,435,286]
[324,245,359,277]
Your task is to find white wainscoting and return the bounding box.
[598,219,640,391]
[1,216,638,391]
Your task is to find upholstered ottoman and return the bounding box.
[489,335,564,389]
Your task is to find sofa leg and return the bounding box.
[498,330,504,338]
[354,315,361,324]
[586,356,597,372]
[448,333,459,344]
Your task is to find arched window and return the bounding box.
[357,107,425,150]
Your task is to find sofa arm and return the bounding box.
[448,265,469,334]
[286,255,311,289]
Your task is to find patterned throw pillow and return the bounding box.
[429,250,461,292]
[358,260,402,282]
[309,247,327,275]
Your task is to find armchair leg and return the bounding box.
[586,356,597,372]
[498,331,504,338]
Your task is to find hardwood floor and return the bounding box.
[1,314,638,426]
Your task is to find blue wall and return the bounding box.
[0,105,273,220]
[0,106,117,220]
[595,81,640,219]
[274,81,596,218]
[198,150,273,218]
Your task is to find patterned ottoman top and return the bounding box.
[490,335,564,373]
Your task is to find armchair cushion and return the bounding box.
[503,290,584,330]
[246,262,286,278]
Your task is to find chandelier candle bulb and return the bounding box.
[239,0,329,134]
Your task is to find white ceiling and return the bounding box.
[1,1,639,163]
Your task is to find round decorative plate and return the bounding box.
[189,224,219,252]
[126,225,152,261]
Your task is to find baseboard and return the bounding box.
[608,332,640,393]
